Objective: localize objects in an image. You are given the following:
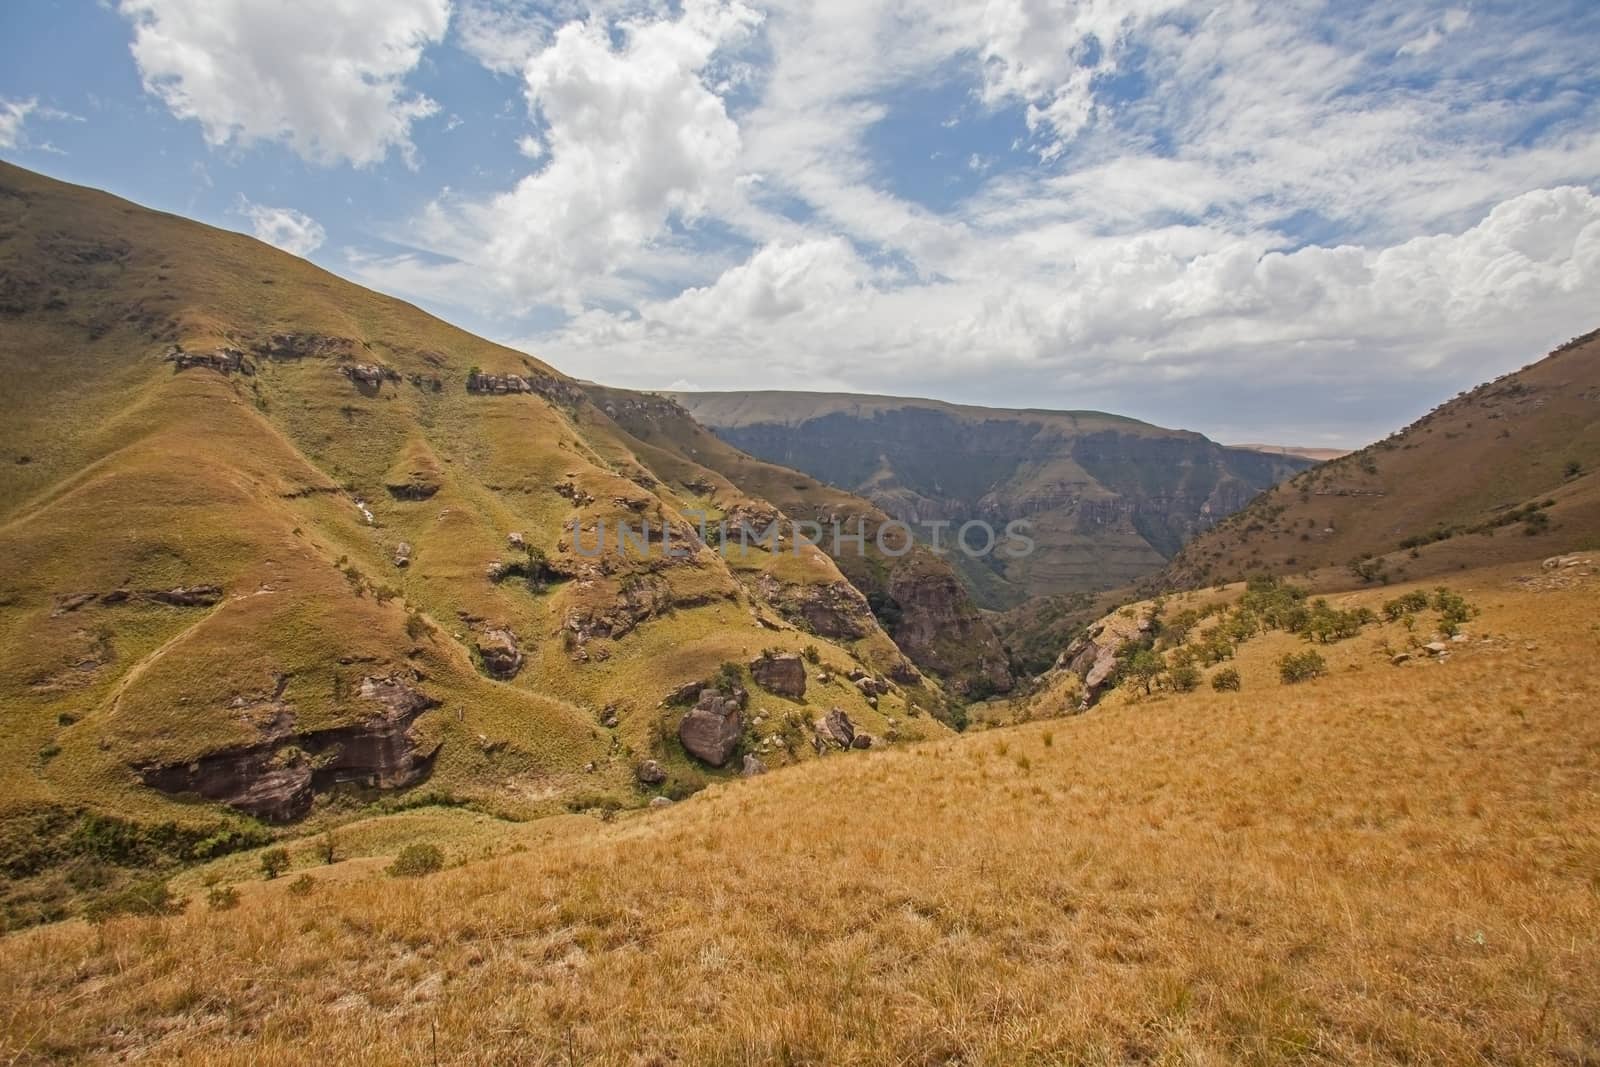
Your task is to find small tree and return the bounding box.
[1169,663,1202,693]
[259,847,290,880]
[316,831,338,865]
[1121,649,1165,696]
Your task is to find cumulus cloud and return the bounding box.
[238,199,327,257]
[387,0,760,306]
[120,0,450,166]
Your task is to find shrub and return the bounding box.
[802,645,820,664]
[1211,667,1242,692]
[84,879,183,924]
[1278,650,1328,684]
[287,873,316,896]
[206,885,240,911]
[714,661,744,693]
[1431,587,1475,629]
[387,843,444,878]
[1169,663,1202,693]
[259,847,290,880]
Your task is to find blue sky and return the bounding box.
[3,0,1599,446]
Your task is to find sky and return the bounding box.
[2,0,1599,447]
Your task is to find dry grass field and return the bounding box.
[3,556,1596,1065]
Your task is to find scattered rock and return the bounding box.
[599,704,620,729]
[648,796,674,808]
[165,346,253,375]
[635,760,666,785]
[476,628,524,679]
[144,585,224,608]
[854,676,889,697]
[851,733,874,750]
[740,754,767,777]
[341,362,401,389]
[393,542,412,568]
[678,688,745,767]
[1391,653,1412,666]
[749,651,806,698]
[1423,641,1450,656]
[51,592,98,616]
[1451,633,1469,643]
[507,531,525,550]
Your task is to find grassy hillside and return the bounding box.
[673,390,1313,607]
[2,554,1596,1063]
[0,162,959,925]
[1158,330,1600,592]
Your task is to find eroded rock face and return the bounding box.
[755,575,876,640]
[341,362,401,387]
[139,675,441,822]
[887,567,1014,697]
[476,629,524,679]
[143,585,224,608]
[678,687,745,767]
[1059,609,1152,709]
[254,333,355,361]
[749,652,806,699]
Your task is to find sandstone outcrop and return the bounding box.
[749,651,806,699]
[139,674,441,821]
[815,707,856,749]
[164,346,253,375]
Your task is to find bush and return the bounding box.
[714,661,744,693]
[287,873,316,896]
[1211,667,1241,692]
[802,645,820,664]
[84,879,183,924]
[206,885,240,911]
[387,843,444,878]
[259,847,290,880]
[1278,650,1328,684]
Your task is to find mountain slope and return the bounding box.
[673,390,1313,607]
[3,557,1596,1063]
[0,162,961,920]
[1157,330,1600,591]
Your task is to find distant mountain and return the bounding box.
[673,391,1314,608]
[1232,443,1351,462]
[1157,330,1600,591]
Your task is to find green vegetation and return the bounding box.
[387,843,445,878]
[1210,667,1242,692]
[259,847,290,880]
[1278,650,1329,684]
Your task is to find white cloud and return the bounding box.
[120,0,451,167]
[0,97,38,149]
[383,0,761,306]
[238,199,327,257]
[344,0,1600,443]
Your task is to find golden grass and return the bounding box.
[2,558,1596,1064]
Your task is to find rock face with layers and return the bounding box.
[678,687,746,767]
[886,566,1014,696]
[1060,609,1153,708]
[138,675,441,821]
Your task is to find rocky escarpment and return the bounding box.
[754,574,877,640]
[885,566,1014,697]
[749,651,806,698]
[138,675,441,821]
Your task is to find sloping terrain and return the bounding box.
[0,162,965,922]
[1158,330,1600,592]
[674,391,1313,607]
[1,556,1596,1064]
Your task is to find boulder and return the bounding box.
[740,754,768,777]
[635,759,667,785]
[678,689,744,767]
[507,531,525,550]
[851,733,874,750]
[749,652,806,698]
[816,707,855,749]
[477,628,524,679]
[393,542,412,568]
[854,676,889,697]
[1423,641,1450,656]
[648,796,674,808]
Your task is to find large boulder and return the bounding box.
[749,652,806,699]
[635,759,667,785]
[815,707,856,749]
[678,689,744,767]
[476,628,524,679]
